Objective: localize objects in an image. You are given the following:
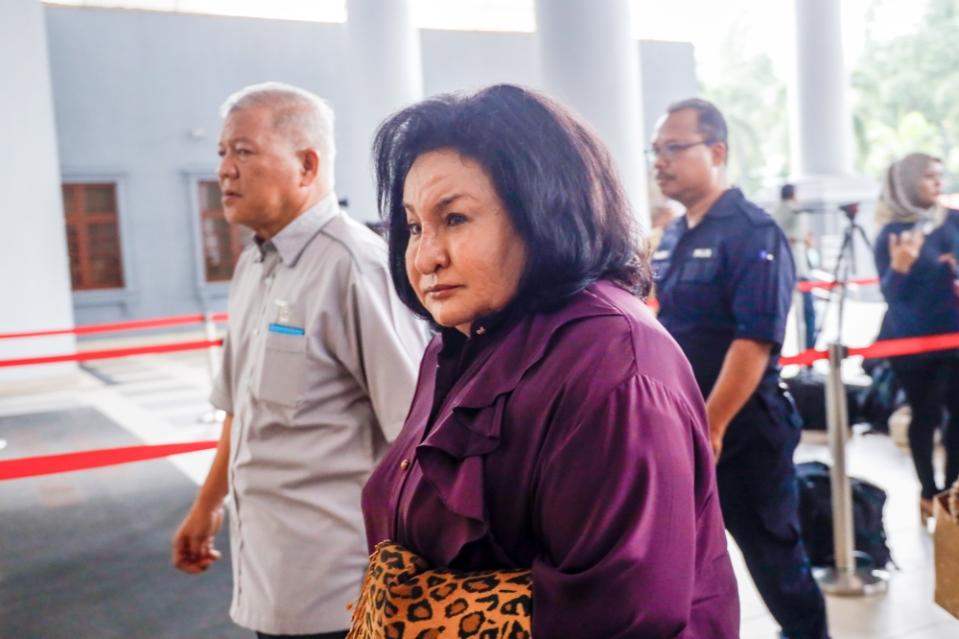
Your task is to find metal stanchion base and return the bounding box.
[814,566,889,596]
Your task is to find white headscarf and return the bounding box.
[875,152,946,228]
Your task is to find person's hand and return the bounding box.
[709,429,724,460]
[171,501,224,574]
[888,231,925,274]
[706,406,728,460]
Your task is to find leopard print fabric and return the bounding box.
[347,541,533,638]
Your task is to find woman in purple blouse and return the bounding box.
[361,84,739,638]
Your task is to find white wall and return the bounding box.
[41,7,697,330]
[0,0,76,385]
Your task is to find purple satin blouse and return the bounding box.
[361,280,739,638]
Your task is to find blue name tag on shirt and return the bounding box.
[268,323,305,336]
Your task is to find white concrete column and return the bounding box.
[535,0,649,222]
[0,0,77,387]
[343,0,423,221]
[784,0,879,284]
[789,0,854,178]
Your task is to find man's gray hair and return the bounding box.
[220,82,336,188]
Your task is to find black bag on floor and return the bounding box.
[783,370,861,430]
[856,358,904,434]
[796,461,892,569]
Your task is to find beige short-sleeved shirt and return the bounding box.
[772,200,808,277]
[210,193,428,634]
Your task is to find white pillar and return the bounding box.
[785,0,877,283]
[0,0,77,387]
[790,0,854,178]
[343,0,423,221]
[535,0,649,222]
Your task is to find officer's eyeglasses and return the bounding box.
[645,139,716,161]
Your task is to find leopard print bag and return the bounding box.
[346,541,533,639]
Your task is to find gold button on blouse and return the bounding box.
[400,459,411,471]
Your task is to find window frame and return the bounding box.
[196,178,250,284]
[61,172,138,308]
[184,170,248,304]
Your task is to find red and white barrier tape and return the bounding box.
[780,330,959,366]
[780,348,828,367]
[0,440,218,480]
[0,312,228,340]
[0,275,942,483]
[4,324,959,479]
[0,339,223,368]
[796,277,880,293]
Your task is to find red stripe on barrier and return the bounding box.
[780,348,828,366]
[780,331,959,366]
[0,441,218,480]
[0,339,223,368]
[796,277,879,293]
[0,312,228,340]
[851,331,959,360]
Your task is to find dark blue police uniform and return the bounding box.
[653,188,828,639]
[874,212,959,501]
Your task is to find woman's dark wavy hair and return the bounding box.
[372,83,651,322]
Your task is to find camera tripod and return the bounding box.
[812,205,873,346]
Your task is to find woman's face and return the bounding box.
[403,148,528,335]
[915,161,944,208]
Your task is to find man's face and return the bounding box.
[217,106,304,237]
[650,109,725,206]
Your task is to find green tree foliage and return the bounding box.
[852,0,959,187]
[702,23,789,196]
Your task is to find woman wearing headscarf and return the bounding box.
[349,84,739,638]
[874,152,959,520]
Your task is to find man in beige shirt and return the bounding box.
[772,183,817,349]
[171,82,428,639]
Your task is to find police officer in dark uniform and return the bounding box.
[649,98,829,639]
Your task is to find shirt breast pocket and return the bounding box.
[679,258,720,284]
[254,331,307,407]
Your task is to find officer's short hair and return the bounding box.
[667,98,728,147]
[373,84,652,324]
[781,183,796,201]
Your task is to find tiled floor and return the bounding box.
[744,431,959,638]
[2,319,959,637]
